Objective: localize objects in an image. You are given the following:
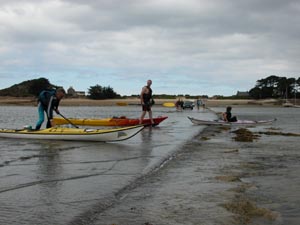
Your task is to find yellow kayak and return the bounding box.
[163,102,175,107]
[116,102,128,106]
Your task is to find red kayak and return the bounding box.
[53,116,168,127]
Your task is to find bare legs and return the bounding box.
[149,110,154,124]
[140,110,154,124]
[140,111,147,124]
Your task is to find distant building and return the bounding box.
[75,91,86,97]
[236,91,250,97]
[67,86,76,96]
[67,86,85,98]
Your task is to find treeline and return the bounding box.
[1,75,299,100]
[0,78,120,100]
[0,77,209,100]
[249,75,300,99]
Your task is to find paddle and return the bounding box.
[205,106,223,119]
[58,112,79,128]
[205,106,217,114]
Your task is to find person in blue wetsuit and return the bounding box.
[222,106,237,122]
[35,87,66,130]
[139,79,155,124]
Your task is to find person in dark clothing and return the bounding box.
[139,80,154,124]
[35,88,66,130]
[222,106,237,122]
[175,98,183,110]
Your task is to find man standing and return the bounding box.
[35,87,66,130]
[140,80,154,125]
[196,98,202,110]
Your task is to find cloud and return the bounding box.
[0,0,300,96]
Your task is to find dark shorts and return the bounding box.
[142,104,152,112]
[228,116,237,122]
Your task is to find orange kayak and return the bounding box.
[53,116,168,127]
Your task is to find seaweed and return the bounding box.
[258,131,300,136]
[231,128,260,142]
[215,175,241,182]
[222,196,278,224]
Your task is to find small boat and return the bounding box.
[163,102,175,107]
[0,125,144,142]
[53,116,168,127]
[188,116,276,126]
[283,102,300,108]
[116,102,128,106]
[282,83,300,108]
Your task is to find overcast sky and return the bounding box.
[1,0,299,96]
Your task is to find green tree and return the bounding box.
[249,87,261,99]
[255,75,279,98]
[102,86,119,99]
[87,84,119,99]
[249,75,299,99]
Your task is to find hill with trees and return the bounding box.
[0,78,121,100]
[0,78,57,97]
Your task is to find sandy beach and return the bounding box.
[0,96,281,107]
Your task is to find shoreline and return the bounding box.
[0,96,281,107]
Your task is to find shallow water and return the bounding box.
[0,105,211,225]
[0,105,299,225]
[93,106,300,225]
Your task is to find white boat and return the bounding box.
[283,83,300,108]
[0,125,144,142]
[188,117,276,126]
[283,102,300,108]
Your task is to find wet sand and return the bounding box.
[92,124,300,225]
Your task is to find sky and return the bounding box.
[0,0,300,97]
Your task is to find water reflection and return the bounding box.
[140,127,154,144]
[35,143,63,224]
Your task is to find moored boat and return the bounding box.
[0,125,144,142]
[53,116,168,127]
[116,102,128,106]
[163,102,175,107]
[188,116,276,126]
[283,102,300,108]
